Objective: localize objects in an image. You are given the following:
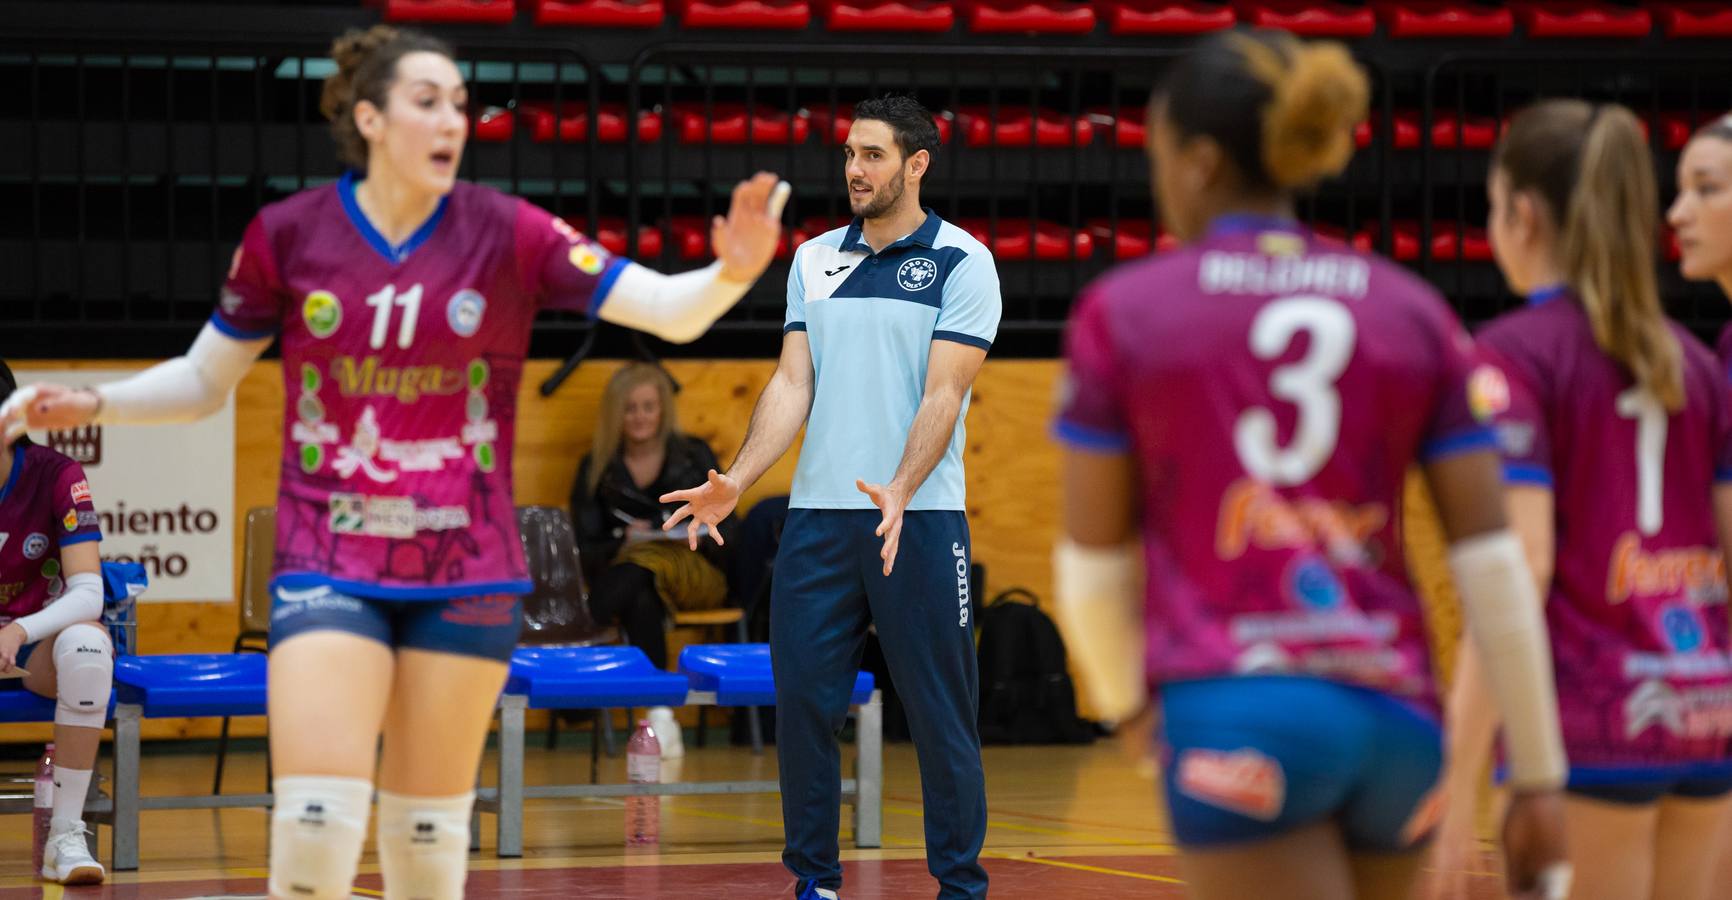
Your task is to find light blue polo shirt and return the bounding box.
[784,209,1002,511]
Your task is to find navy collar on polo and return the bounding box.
[840,207,943,256]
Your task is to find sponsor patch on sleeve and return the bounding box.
[70,479,92,505]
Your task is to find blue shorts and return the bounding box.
[1564,763,1732,805]
[1158,675,1444,851]
[268,586,522,663]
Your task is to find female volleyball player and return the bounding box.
[1434,101,1732,900]
[1050,31,1570,900]
[0,359,111,885]
[1668,114,1732,360]
[2,25,787,900]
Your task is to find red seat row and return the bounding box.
[384,0,1732,37]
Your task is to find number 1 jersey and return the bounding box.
[216,173,625,599]
[1054,218,1497,712]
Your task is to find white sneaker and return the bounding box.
[42,821,105,885]
[649,706,684,759]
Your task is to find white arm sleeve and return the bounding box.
[94,323,266,425]
[1052,539,1147,723]
[1449,529,1568,791]
[16,571,104,644]
[596,261,755,345]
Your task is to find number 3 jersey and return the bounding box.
[1054,218,1497,714]
[215,173,626,600]
[1480,290,1732,769]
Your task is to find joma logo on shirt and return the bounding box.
[331,356,464,404]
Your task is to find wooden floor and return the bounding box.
[0,733,1513,898]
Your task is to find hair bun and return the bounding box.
[1258,42,1368,190]
[319,25,400,124]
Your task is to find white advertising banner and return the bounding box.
[23,368,235,602]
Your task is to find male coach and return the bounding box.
[661,94,999,899]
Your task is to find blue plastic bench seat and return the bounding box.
[114,654,268,719]
[0,688,59,723]
[507,646,688,709]
[679,643,874,707]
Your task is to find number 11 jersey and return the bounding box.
[1054,217,1497,712]
[216,173,626,600]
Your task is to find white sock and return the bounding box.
[51,766,92,831]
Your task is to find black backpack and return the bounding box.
[976,588,1096,745]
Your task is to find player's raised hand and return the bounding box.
[856,479,908,576]
[0,383,97,446]
[712,172,792,284]
[660,468,740,550]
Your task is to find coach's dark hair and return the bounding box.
[0,358,31,448]
[320,25,456,170]
[1151,30,1367,193]
[1496,100,1682,412]
[851,95,942,167]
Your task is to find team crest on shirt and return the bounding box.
[22,533,48,560]
[1660,604,1706,653]
[69,480,91,505]
[1176,747,1285,821]
[447,289,486,337]
[1467,364,1510,423]
[302,290,343,339]
[570,244,607,276]
[62,510,77,532]
[897,258,938,292]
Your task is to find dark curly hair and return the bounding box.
[851,94,942,165]
[319,25,456,171]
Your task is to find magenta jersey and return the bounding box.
[1055,217,1499,714]
[216,173,625,600]
[1481,289,1732,768]
[0,445,102,626]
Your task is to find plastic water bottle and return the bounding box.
[33,743,55,873]
[625,719,661,846]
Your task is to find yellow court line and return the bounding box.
[986,851,1186,886]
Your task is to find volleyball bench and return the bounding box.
[478,642,882,858]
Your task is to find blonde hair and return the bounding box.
[586,363,680,495]
[1496,101,1683,411]
[1154,30,1367,192]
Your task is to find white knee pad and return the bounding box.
[270,776,373,900]
[376,791,475,900]
[52,623,112,728]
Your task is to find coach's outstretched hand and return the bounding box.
[661,468,740,551]
[0,383,97,446]
[856,479,908,577]
[713,173,792,285]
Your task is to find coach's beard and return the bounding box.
[850,176,906,220]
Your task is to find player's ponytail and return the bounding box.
[320,25,455,171]
[1497,101,1682,411]
[1152,30,1367,193]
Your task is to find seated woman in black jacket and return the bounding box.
[570,364,735,684]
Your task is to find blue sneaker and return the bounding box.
[796,880,839,900]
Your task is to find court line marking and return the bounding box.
[985,851,1186,886]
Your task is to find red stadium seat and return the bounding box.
[383,0,515,23]
[1355,222,1492,262]
[960,0,1098,34]
[566,218,665,258]
[1355,110,1500,150]
[1372,0,1514,38]
[1232,0,1376,37]
[1663,228,1681,262]
[1085,107,1146,149]
[954,107,1093,148]
[956,219,1094,261]
[517,103,664,143]
[676,0,812,28]
[670,104,810,145]
[808,108,954,145]
[1513,1,1652,38]
[531,0,666,26]
[1097,0,1234,36]
[1086,219,1178,259]
[818,0,955,31]
[1648,1,1732,37]
[471,107,516,142]
[666,217,794,259]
